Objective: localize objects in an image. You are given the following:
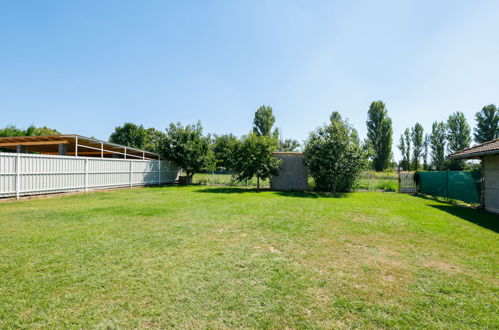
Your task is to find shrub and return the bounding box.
[304,112,368,193]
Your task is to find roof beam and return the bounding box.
[0,140,68,147]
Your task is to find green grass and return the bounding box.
[0,186,497,328]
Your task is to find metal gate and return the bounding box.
[399,171,416,193]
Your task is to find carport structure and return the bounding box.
[0,134,160,160]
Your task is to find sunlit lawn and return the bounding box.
[0,186,497,328]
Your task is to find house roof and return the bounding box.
[448,138,499,159]
[0,134,161,160]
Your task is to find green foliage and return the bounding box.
[422,134,430,170]
[446,112,471,170]
[253,105,279,139]
[474,104,498,144]
[411,123,424,170]
[160,121,214,177]
[366,101,393,171]
[398,129,412,170]
[230,133,281,189]
[0,124,59,137]
[144,128,166,153]
[430,121,447,171]
[212,134,238,170]
[279,138,301,152]
[304,111,368,192]
[109,122,148,149]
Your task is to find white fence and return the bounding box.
[399,171,417,193]
[0,152,179,199]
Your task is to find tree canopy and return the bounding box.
[109,123,148,149]
[474,104,498,144]
[230,133,281,190]
[366,101,392,171]
[430,121,447,171]
[212,134,238,171]
[446,112,471,170]
[160,122,214,177]
[411,123,424,170]
[253,105,279,140]
[304,112,368,193]
[0,124,60,137]
[279,138,301,152]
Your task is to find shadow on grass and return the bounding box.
[413,194,498,233]
[194,186,349,198]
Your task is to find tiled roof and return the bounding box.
[448,138,499,159]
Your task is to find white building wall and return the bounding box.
[484,155,499,214]
[0,152,179,199]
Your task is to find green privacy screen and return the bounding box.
[418,171,481,204]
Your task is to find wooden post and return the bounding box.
[101,142,104,158]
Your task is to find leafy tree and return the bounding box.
[446,112,471,170]
[366,101,393,171]
[398,129,412,170]
[304,112,368,193]
[411,123,424,170]
[144,128,165,153]
[160,121,214,179]
[474,104,499,143]
[231,133,281,190]
[422,134,430,170]
[253,105,279,139]
[212,134,238,170]
[429,121,447,171]
[279,138,301,152]
[0,124,60,137]
[109,123,147,149]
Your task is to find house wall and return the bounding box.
[484,154,499,214]
[270,153,308,191]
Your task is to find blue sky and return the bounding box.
[1,1,498,160]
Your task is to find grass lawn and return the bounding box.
[0,186,497,328]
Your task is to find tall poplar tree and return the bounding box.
[366,101,393,171]
[430,121,447,171]
[474,104,498,143]
[411,123,424,170]
[446,112,471,170]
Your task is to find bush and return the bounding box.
[304,112,368,192]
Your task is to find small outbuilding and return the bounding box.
[449,138,499,214]
[270,152,308,191]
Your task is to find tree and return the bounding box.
[212,134,238,171]
[422,134,430,170]
[446,112,471,170]
[160,121,214,179]
[304,112,368,193]
[398,129,412,170]
[109,123,147,149]
[411,123,424,170]
[430,121,447,171]
[253,105,279,139]
[474,104,499,143]
[0,124,60,137]
[231,133,281,190]
[144,128,165,153]
[366,101,393,171]
[279,139,301,152]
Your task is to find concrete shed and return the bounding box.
[449,138,499,214]
[270,152,308,191]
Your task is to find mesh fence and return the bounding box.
[418,171,481,204]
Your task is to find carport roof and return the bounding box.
[0,134,161,160]
[448,138,499,159]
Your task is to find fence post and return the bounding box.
[158,156,161,186]
[130,160,133,188]
[85,158,88,193]
[16,153,20,200]
[446,170,449,202]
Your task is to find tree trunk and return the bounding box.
[257,176,260,191]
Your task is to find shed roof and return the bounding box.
[448,138,499,159]
[0,134,161,160]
